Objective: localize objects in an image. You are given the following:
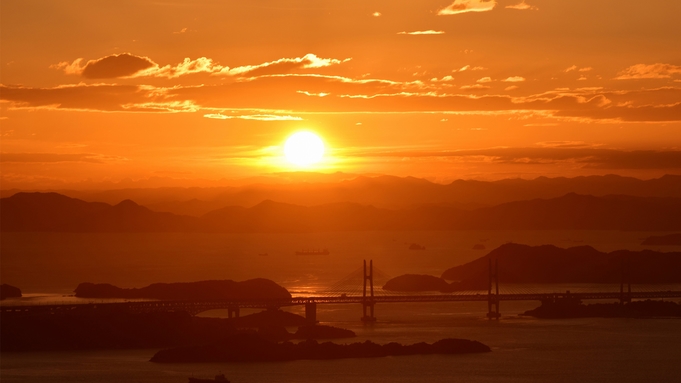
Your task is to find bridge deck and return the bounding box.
[2,291,681,315]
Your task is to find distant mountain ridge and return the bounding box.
[2,191,681,232]
[2,173,679,216]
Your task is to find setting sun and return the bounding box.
[284,131,325,167]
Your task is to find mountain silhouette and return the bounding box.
[0,192,204,232]
[3,174,679,217]
[2,192,680,232]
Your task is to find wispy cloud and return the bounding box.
[477,77,493,83]
[52,53,350,79]
[372,12,381,17]
[460,84,490,90]
[502,76,525,82]
[505,1,538,10]
[455,65,486,72]
[615,63,681,80]
[397,30,445,35]
[220,53,351,77]
[203,113,303,121]
[438,0,496,16]
[352,147,681,170]
[0,152,126,163]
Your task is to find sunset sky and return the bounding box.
[1,0,680,189]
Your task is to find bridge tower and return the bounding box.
[620,254,632,304]
[487,258,501,320]
[361,259,376,322]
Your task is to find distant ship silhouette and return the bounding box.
[188,373,229,383]
[295,249,329,255]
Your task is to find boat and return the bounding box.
[188,373,230,383]
[408,243,425,250]
[295,249,329,255]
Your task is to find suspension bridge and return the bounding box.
[2,260,681,322]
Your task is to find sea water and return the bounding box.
[1,230,681,382]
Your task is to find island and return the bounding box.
[442,243,681,284]
[0,284,22,300]
[149,333,491,363]
[1,307,355,352]
[522,299,681,319]
[74,279,291,300]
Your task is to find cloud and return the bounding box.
[372,12,381,17]
[4,77,680,123]
[430,75,455,82]
[438,0,496,15]
[52,53,156,79]
[0,152,124,163]
[477,77,493,83]
[219,53,350,77]
[505,85,519,91]
[142,57,225,78]
[505,1,538,10]
[535,141,592,148]
[203,113,303,121]
[0,83,197,113]
[353,147,681,170]
[397,30,445,35]
[297,91,330,97]
[564,65,578,73]
[502,76,525,82]
[455,65,486,72]
[579,67,593,72]
[173,27,188,34]
[615,63,681,80]
[51,53,350,80]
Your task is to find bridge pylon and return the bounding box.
[487,258,501,320]
[361,259,376,322]
[620,254,632,304]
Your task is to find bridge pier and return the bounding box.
[487,258,501,320]
[361,259,377,322]
[228,305,240,319]
[620,255,632,304]
[305,302,317,325]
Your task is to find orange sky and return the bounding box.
[1,0,680,189]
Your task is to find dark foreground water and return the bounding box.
[1,230,681,382]
[2,301,681,383]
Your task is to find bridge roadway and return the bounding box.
[3,291,681,318]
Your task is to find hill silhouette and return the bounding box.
[2,192,681,232]
[642,233,681,246]
[0,192,205,232]
[441,243,681,284]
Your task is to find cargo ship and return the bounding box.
[295,249,330,255]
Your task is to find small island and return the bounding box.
[150,334,491,363]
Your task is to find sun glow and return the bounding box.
[284,131,325,166]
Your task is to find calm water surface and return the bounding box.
[1,230,680,382]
